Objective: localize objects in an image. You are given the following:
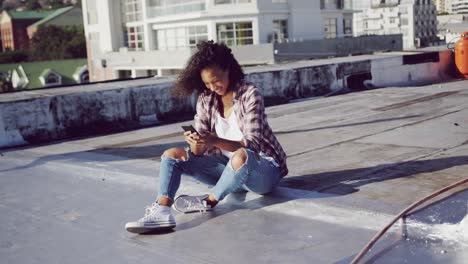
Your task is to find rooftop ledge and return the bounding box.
[0,50,459,149]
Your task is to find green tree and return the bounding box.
[2,1,16,10]
[43,0,69,9]
[24,0,42,10]
[0,50,29,63]
[30,25,86,61]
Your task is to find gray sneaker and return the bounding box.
[125,202,176,234]
[173,194,213,213]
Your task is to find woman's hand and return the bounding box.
[184,131,205,155]
[199,132,218,147]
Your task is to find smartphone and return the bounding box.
[181,125,199,134]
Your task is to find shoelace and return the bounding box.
[144,202,159,218]
[184,197,209,212]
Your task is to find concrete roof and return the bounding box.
[1,79,467,263]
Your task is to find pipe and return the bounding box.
[351,177,468,264]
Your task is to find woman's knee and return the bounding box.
[231,148,248,170]
[163,148,188,161]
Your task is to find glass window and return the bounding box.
[86,0,98,24]
[154,25,208,50]
[45,73,61,86]
[147,0,205,18]
[324,18,337,39]
[217,22,253,46]
[273,20,288,42]
[80,70,89,83]
[215,0,251,4]
[126,26,145,50]
[121,0,142,22]
[343,17,352,35]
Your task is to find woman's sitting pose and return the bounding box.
[126,41,288,234]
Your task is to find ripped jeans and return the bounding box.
[157,148,282,201]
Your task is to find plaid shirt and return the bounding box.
[194,80,288,177]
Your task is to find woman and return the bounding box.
[125,41,288,234]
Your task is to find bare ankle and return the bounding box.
[158,196,172,207]
[206,194,218,207]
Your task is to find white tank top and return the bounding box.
[214,110,279,167]
[214,111,243,159]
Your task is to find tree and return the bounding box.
[0,50,29,63]
[2,1,17,10]
[43,0,69,9]
[24,0,42,10]
[30,25,86,61]
[74,0,81,8]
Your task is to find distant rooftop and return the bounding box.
[0,59,87,89]
[6,9,54,20]
[29,6,75,27]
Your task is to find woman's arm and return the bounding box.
[192,93,210,155]
[240,88,264,153]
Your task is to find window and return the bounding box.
[214,0,251,4]
[154,25,208,50]
[188,25,208,47]
[147,0,205,17]
[126,26,144,50]
[321,0,342,9]
[41,71,62,87]
[119,70,132,79]
[217,22,253,46]
[86,0,98,24]
[121,0,142,22]
[324,18,337,39]
[80,71,89,83]
[343,17,352,35]
[401,18,408,25]
[273,20,288,43]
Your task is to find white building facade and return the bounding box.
[82,0,353,82]
[451,0,468,13]
[434,0,452,13]
[352,0,438,50]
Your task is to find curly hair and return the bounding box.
[173,41,244,97]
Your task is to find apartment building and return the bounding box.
[434,0,452,13]
[451,0,468,13]
[352,0,438,50]
[82,0,353,82]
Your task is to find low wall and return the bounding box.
[274,34,403,61]
[0,50,456,148]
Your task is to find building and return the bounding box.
[434,0,452,13]
[0,6,83,52]
[0,59,89,91]
[352,0,439,50]
[26,6,83,39]
[451,0,468,13]
[82,0,354,82]
[0,10,52,52]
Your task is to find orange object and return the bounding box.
[455,32,468,78]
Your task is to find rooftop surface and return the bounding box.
[1,79,467,263]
